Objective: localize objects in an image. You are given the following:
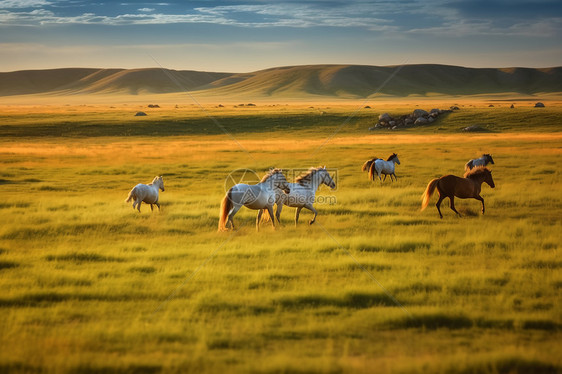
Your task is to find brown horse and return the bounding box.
[421,167,495,218]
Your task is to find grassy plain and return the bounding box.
[0,100,561,373]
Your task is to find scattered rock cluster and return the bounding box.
[147,104,160,108]
[370,107,454,131]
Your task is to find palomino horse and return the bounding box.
[263,166,336,226]
[218,169,290,232]
[369,153,400,182]
[421,166,495,218]
[125,176,165,212]
[465,154,494,171]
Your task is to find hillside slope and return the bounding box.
[0,64,560,98]
[0,68,232,96]
[197,64,562,98]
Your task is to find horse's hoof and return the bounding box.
[309,220,315,225]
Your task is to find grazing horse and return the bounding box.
[465,154,494,171]
[369,153,401,182]
[362,157,380,172]
[125,176,165,212]
[263,166,336,226]
[421,167,495,218]
[218,169,290,232]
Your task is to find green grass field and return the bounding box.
[0,102,560,373]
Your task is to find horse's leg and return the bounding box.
[449,196,461,217]
[155,202,161,211]
[256,209,263,232]
[137,200,142,212]
[275,203,283,225]
[382,174,387,182]
[435,194,445,219]
[476,195,485,214]
[305,203,318,225]
[295,207,303,226]
[392,173,397,181]
[227,205,242,230]
[266,206,276,229]
[150,204,154,211]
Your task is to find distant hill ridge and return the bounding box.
[1,64,560,98]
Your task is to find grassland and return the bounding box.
[0,101,560,373]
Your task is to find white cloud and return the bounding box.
[0,0,51,8]
[0,2,394,29]
[408,17,562,37]
[0,0,560,38]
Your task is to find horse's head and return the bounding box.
[485,154,495,164]
[391,153,400,165]
[484,169,495,188]
[154,176,165,191]
[319,167,336,189]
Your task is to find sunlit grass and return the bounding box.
[0,104,560,373]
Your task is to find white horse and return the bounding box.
[465,154,494,171]
[218,169,290,232]
[264,167,336,226]
[369,153,400,182]
[125,176,165,212]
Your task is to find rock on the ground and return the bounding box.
[413,109,429,118]
[379,113,392,122]
[462,125,486,132]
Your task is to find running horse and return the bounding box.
[125,176,165,212]
[421,166,495,218]
[218,169,290,231]
[369,153,401,183]
[465,154,494,171]
[262,166,336,226]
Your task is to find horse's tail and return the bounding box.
[368,162,377,181]
[362,159,372,172]
[218,189,233,232]
[362,158,379,172]
[125,187,136,203]
[421,178,439,211]
[260,208,274,223]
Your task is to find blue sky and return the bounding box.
[1,0,561,72]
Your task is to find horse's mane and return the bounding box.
[386,153,397,161]
[295,167,324,185]
[260,169,284,183]
[464,166,491,179]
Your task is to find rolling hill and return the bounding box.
[0,68,232,96]
[1,64,560,98]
